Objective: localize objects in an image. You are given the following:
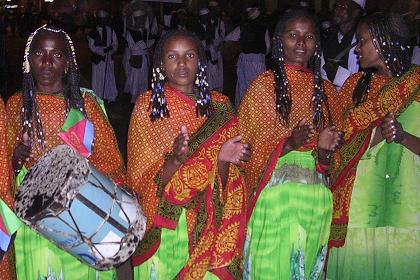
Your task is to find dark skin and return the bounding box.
[12,32,68,171]
[323,0,362,82]
[159,35,251,188]
[280,17,343,161]
[354,22,420,155]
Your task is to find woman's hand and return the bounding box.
[171,125,189,165]
[161,125,190,187]
[218,135,251,165]
[380,113,405,143]
[282,119,314,155]
[12,132,32,171]
[318,126,343,151]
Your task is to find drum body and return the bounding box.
[15,145,146,270]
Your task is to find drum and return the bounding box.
[14,145,146,270]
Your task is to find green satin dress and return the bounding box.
[327,101,420,280]
[243,150,333,280]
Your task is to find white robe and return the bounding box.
[88,26,119,102]
[123,30,155,103]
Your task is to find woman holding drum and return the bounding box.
[5,25,126,280]
[126,29,251,279]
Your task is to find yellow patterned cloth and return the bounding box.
[329,65,420,248]
[238,65,339,210]
[127,85,246,279]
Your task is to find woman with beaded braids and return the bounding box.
[126,29,250,279]
[5,25,125,279]
[237,8,343,279]
[327,12,420,280]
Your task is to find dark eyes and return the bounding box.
[167,53,196,59]
[287,33,315,40]
[32,50,64,58]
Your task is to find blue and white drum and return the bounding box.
[14,145,146,270]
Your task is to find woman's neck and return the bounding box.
[167,82,194,95]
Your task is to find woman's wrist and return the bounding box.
[317,148,332,165]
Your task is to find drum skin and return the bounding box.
[14,145,146,270]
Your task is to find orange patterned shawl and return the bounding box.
[6,89,126,192]
[0,99,16,280]
[0,99,12,208]
[329,65,420,248]
[238,65,339,220]
[127,86,246,279]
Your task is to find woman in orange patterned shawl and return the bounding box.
[327,13,420,280]
[238,9,342,280]
[5,26,125,280]
[127,30,250,279]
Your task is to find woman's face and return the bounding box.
[29,32,68,94]
[282,16,317,67]
[355,22,388,74]
[162,35,198,93]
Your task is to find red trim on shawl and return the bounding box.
[246,138,287,222]
[132,238,161,267]
[328,129,372,248]
[154,214,178,230]
[211,267,237,280]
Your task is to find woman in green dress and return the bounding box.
[238,9,343,279]
[328,12,420,280]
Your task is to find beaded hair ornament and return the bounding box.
[20,25,83,150]
[149,30,211,121]
[23,25,78,74]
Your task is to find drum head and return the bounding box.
[15,145,90,223]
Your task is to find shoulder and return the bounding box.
[210,91,230,105]
[6,92,23,111]
[210,91,235,114]
[341,72,363,92]
[323,79,337,95]
[249,70,275,92]
[132,91,152,117]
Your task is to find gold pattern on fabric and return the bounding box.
[342,66,420,140]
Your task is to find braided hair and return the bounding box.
[352,12,412,106]
[21,25,85,149]
[272,8,331,129]
[149,29,211,121]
